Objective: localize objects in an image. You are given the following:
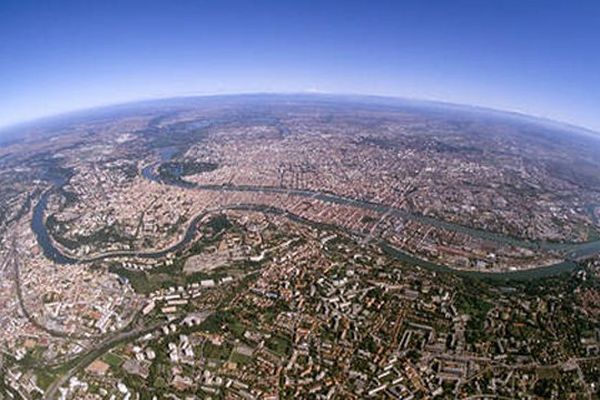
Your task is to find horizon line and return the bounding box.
[1,91,599,137]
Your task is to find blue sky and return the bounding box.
[1,0,599,131]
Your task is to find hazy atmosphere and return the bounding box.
[1,0,599,131]
[2,2,600,399]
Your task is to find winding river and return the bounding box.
[30,149,600,280]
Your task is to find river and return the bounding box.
[30,148,600,280]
